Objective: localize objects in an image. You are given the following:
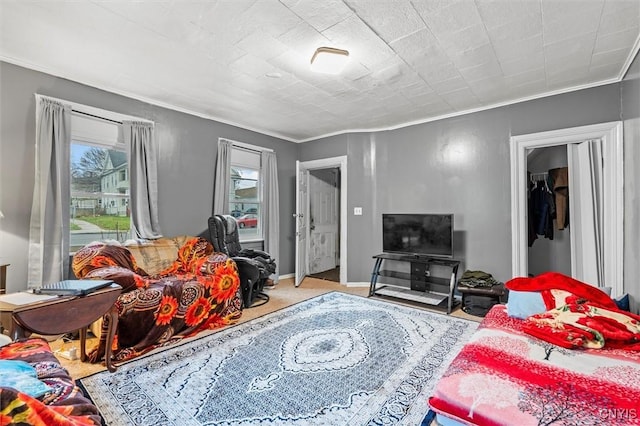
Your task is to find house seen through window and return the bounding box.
[70,113,130,252]
[230,146,261,241]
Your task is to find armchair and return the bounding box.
[208,215,276,308]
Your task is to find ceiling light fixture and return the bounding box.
[310,47,349,75]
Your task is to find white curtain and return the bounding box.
[213,139,232,215]
[261,151,280,282]
[124,121,162,239]
[569,139,604,287]
[28,96,71,287]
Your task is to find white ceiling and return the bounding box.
[1,1,639,142]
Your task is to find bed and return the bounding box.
[429,272,640,426]
[1,337,101,425]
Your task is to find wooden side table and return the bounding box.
[11,284,122,372]
[0,262,9,295]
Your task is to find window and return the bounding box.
[69,113,130,252]
[229,145,261,241]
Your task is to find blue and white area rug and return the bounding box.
[80,292,478,425]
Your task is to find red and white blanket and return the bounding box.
[430,273,640,425]
[429,305,640,425]
[508,272,640,350]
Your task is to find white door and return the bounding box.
[308,169,339,274]
[294,161,308,287]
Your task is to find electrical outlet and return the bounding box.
[354,207,363,215]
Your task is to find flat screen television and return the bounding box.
[382,213,454,258]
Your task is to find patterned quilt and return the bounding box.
[429,305,640,425]
[72,237,242,365]
[0,338,101,425]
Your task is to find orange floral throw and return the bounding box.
[0,338,101,425]
[72,237,242,365]
[506,272,640,350]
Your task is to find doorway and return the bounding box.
[308,168,340,281]
[510,121,623,295]
[527,145,571,276]
[295,156,348,286]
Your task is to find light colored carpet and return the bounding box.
[79,291,479,425]
[53,277,481,379]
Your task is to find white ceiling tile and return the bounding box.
[277,21,328,57]
[599,1,640,34]
[430,75,469,94]
[458,59,504,83]
[447,44,497,69]
[414,60,460,84]
[500,50,545,76]
[282,0,354,32]
[240,1,301,37]
[485,16,542,45]
[434,24,492,54]
[440,87,482,110]
[416,0,483,35]
[544,33,597,63]
[475,0,541,29]
[469,78,510,103]
[594,28,640,54]
[321,14,397,70]
[504,67,546,87]
[1,0,638,141]
[589,62,625,80]
[542,0,604,45]
[236,30,289,61]
[391,29,449,67]
[343,0,425,43]
[591,47,634,68]
[491,34,544,63]
[506,79,548,98]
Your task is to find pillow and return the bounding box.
[0,360,52,398]
[614,293,630,311]
[507,290,546,319]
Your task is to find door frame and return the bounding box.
[297,156,348,284]
[510,121,623,295]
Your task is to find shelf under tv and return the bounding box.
[369,253,460,314]
[373,284,448,306]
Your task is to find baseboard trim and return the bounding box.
[346,282,370,288]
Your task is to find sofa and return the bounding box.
[71,236,243,366]
[0,337,101,425]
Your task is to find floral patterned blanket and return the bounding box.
[72,237,242,365]
[429,305,640,425]
[509,272,640,350]
[0,338,101,425]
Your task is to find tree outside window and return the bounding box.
[70,143,130,252]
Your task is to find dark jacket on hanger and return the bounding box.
[529,179,555,245]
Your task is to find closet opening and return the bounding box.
[510,122,623,296]
[527,146,571,277]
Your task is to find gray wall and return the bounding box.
[622,51,640,313]
[1,55,638,303]
[0,61,297,293]
[300,83,623,288]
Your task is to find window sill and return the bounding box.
[240,238,264,244]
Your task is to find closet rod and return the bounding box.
[530,171,548,178]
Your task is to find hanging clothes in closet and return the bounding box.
[549,167,569,230]
[528,172,555,247]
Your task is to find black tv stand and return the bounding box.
[369,253,460,314]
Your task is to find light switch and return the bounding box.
[354,207,363,216]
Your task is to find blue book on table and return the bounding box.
[34,280,113,296]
